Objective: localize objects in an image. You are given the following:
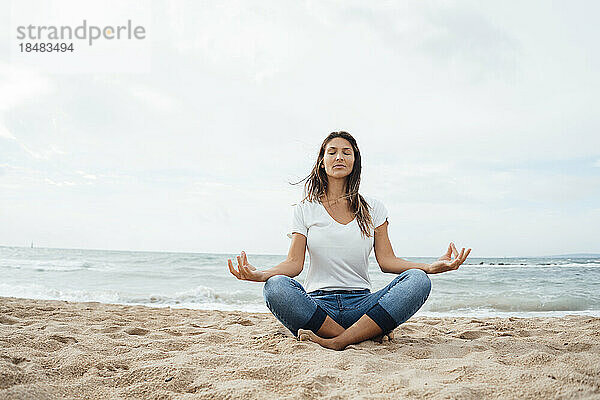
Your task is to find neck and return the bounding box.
[325,177,346,203]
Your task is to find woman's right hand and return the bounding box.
[228,251,267,282]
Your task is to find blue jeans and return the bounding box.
[262,269,431,337]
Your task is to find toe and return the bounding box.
[297,329,311,341]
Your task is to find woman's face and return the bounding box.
[322,137,355,179]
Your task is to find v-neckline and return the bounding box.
[320,201,356,226]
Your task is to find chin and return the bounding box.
[328,171,350,178]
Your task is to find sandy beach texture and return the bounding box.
[1,297,599,399]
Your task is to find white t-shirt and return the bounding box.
[288,195,389,293]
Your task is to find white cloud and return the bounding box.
[44,178,75,186]
[129,85,179,112]
[0,62,52,111]
[76,171,97,180]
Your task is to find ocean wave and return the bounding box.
[128,286,263,305]
[2,247,599,317]
[425,294,597,313]
[0,259,95,272]
[0,283,262,307]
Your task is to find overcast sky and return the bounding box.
[1,0,599,257]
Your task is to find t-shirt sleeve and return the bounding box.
[372,198,389,229]
[287,203,308,239]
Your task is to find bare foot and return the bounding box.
[373,330,395,343]
[298,329,343,351]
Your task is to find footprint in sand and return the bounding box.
[456,330,491,340]
[160,328,183,336]
[186,382,214,394]
[100,325,123,334]
[48,334,78,344]
[224,317,255,326]
[96,361,130,372]
[202,331,232,344]
[35,306,56,312]
[404,347,432,359]
[301,374,342,396]
[125,327,149,336]
[0,355,28,365]
[0,315,20,325]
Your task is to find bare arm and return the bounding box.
[373,222,430,273]
[262,233,307,279]
[227,233,307,282]
[381,257,431,274]
[373,221,471,274]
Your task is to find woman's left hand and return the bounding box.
[426,242,471,274]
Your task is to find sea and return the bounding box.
[1,246,599,318]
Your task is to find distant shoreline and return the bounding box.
[1,245,599,259]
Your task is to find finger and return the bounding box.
[460,248,472,264]
[242,251,248,265]
[452,248,465,268]
[237,255,243,269]
[452,243,460,259]
[446,243,452,257]
[458,248,465,264]
[228,259,238,275]
[451,242,459,259]
[228,259,240,279]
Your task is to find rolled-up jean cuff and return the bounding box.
[366,303,397,333]
[301,305,327,335]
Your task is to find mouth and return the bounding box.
[333,165,345,169]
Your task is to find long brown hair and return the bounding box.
[292,131,374,238]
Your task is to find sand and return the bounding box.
[1,297,599,399]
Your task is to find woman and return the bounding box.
[227,131,472,351]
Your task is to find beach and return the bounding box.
[1,296,599,399]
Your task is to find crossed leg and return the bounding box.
[299,313,383,350]
[263,270,428,350]
[314,314,393,341]
[263,275,348,338]
[299,269,431,350]
[315,315,345,338]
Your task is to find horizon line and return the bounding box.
[1,244,599,259]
